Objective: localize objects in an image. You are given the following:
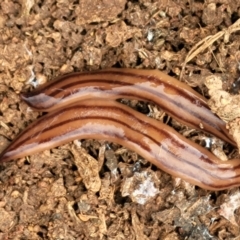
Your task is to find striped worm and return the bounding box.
[0,99,240,191]
[21,68,235,146]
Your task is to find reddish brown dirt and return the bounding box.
[0,0,240,239]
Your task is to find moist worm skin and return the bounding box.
[21,68,235,146]
[1,99,240,191]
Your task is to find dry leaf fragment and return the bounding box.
[121,170,159,205]
[205,75,240,151]
[131,208,149,240]
[219,191,240,226]
[71,144,101,192]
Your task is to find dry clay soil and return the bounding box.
[1,0,240,239]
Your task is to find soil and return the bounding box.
[0,0,240,239]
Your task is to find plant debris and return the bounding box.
[1,0,240,239]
